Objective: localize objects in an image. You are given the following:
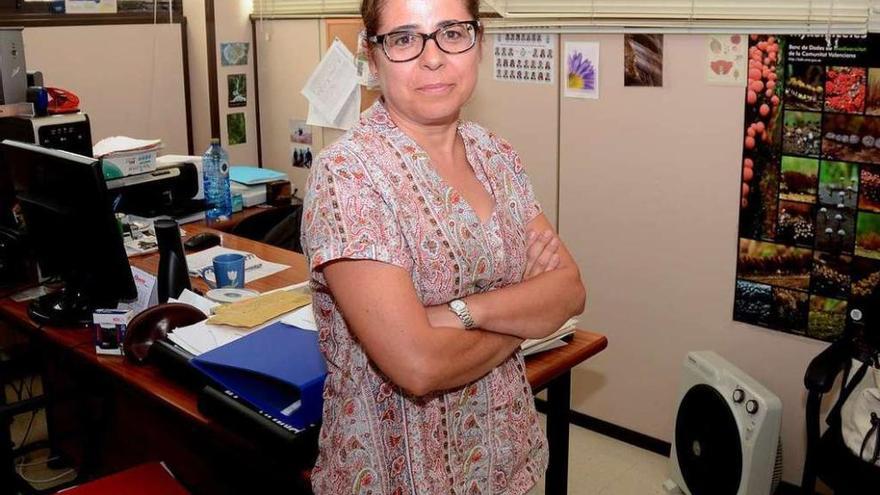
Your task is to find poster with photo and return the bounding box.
[220,42,249,66]
[564,42,599,99]
[226,113,246,145]
[227,74,247,108]
[735,34,880,342]
[493,33,556,85]
[706,34,747,86]
[289,118,313,169]
[624,34,663,87]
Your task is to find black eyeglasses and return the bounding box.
[368,20,481,63]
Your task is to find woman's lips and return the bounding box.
[416,83,454,94]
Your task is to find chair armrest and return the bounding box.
[804,337,852,393]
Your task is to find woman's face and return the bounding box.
[370,0,480,127]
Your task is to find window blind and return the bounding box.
[252,0,872,34]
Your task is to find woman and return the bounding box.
[301,0,586,493]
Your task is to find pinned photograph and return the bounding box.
[624,34,663,87]
[227,74,247,108]
[226,113,246,145]
[221,42,249,66]
[564,42,599,99]
[289,119,313,145]
[290,145,313,169]
[65,0,116,13]
[706,34,746,86]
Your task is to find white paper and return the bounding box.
[168,320,251,356]
[117,266,157,314]
[705,34,747,86]
[65,0,116,14]
[306,85,361,131]
[169,289,219,316]
[563,42,600,100]
[301,39,359,124]
[494,33,556,85]
[280,304,317,331]
[185,246,289,285]
[93,136,162,158]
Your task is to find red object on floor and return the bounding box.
[55,462,189,495]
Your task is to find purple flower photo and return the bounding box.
[568,51,596,90]
[564,42,600,99]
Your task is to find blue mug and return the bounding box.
[213,253,246,288]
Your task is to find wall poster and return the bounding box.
[735,34,880,342]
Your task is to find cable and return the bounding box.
[15,459,74,484]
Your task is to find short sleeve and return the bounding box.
[301,145,413,282]
[495,135,542,223]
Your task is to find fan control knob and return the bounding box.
[732,388,745,403]
[746,399,759,414]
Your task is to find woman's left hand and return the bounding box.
[523,229,561,279]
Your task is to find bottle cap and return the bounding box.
[210,138,220,145]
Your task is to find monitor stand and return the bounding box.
[28,286,94,326]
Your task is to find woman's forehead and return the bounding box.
[377,0,471,31]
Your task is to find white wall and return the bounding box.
[24,23,189,154]
[213,0,259,165]
[183,0,212,153]
[558,34,827,484]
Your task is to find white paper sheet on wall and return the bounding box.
[494,33,556,85]
[301,39,359,124]
[306,86,361,131]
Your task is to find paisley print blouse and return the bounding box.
[302,100,548,495]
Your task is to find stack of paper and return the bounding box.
[302,39,362,131]
[521,318,578,357]
[93,136,163,158]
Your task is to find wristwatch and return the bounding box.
[448,299,476,329]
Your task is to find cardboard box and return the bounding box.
[93,309,133,356]
[101,149,158,180]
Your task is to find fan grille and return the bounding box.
[675,384,743,495]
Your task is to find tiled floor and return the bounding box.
[534,416,671,495]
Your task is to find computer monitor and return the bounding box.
[1,139,137,325]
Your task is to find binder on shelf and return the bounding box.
[190,321,326,431]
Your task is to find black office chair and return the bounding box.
[230,204,303,253]
[801,295,880,495]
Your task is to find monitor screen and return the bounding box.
[1,139,136,325]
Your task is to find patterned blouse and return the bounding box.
[302,99,548,495]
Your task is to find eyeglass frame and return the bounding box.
[367,20,482,63]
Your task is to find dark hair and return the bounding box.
[361,0,480,37]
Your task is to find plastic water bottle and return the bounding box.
[202,138,232,223]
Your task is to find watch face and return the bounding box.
[451,300,466,312]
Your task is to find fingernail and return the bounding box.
[528,230,535,240]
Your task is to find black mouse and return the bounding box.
[184,232,221,250]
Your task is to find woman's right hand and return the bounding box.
[523,229,561,279]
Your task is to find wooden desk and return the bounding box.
[0,226,606,495]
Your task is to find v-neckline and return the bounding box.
[405,123,498,227]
